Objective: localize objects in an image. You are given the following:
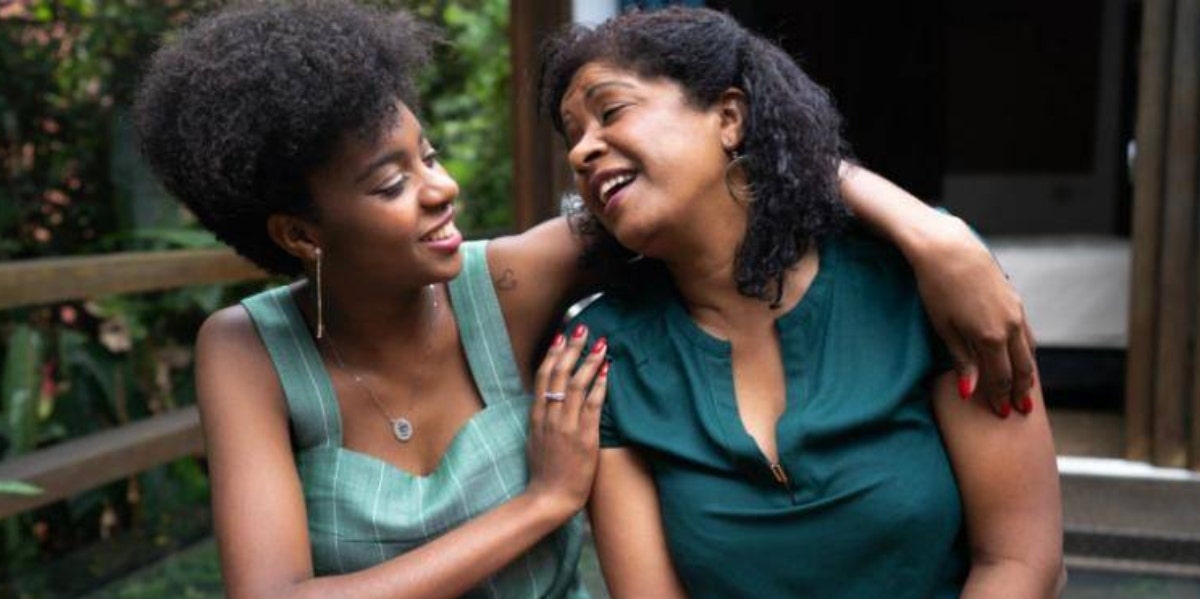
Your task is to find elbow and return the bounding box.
[226,581,308,599]
[1054,560,1069,598]
[971,549,1065,599]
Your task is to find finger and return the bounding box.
[564,337,607,427]
[973,333,1013,418]
[545,324,590,424]
[531,332,567,433]
[1008,327,1037,415]
[579,359,609,437]
[1023,317,1041,387]
[1022,316,1039,358]
[939,325,977,402]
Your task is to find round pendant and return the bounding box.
[392,418,414,442]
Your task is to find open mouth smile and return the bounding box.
[592,169,638,213]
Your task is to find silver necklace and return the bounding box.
[322,284,439,443]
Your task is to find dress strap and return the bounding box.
[447,241,528,406]
[242,286,342,448]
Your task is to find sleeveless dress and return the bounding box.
[241,240,588,599]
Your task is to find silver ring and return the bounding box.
[543,391,566,402]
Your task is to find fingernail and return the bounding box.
[957,377,972,401]
[996,402,1012,419]
[600,361,610,376]
[592,337,607,354]
[572,324,587,339]
[552,333,565,347]
[1018,396,1034,414]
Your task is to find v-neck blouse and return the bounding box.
[574,232,967,599]
[241,240,588,598]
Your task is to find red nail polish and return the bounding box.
[1018,396,1034,414]
[600,361,610,376]
[592,337,608,354]
[552,333,565,347]
[957,377,972,401]
[997,403,1012,419]
[572,324,587,339]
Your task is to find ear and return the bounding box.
[267,213,322,263]
[716,88,748,152]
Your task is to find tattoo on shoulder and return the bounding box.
[494,268,518,291]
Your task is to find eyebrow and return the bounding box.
[560,80,638,125]
[353,135,428,184]
[584,80,635,99]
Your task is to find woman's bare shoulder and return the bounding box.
[194,302,283,413]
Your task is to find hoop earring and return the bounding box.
[314,247,325,339]
[724,150,753,205]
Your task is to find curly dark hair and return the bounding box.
[134,0,435,276]
[540,7,849,305]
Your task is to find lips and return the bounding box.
[589,168,638,210]
[420,206,457,242]
[420,219,459,242]
[418,207,462,253]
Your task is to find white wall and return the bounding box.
[572,0,619,25]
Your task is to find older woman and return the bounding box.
[135,2,1041,598]
[543,7,1062,599]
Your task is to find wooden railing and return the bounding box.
[0,249,266,519]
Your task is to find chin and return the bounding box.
[416,251,464,285]
[436,252,465,280]
[609,225,657,258]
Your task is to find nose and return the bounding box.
[567,126,606,175]
[418,163,459,210]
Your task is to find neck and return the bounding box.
[303,277,443,361]
[655,188,747,304]
[665,245,818,337]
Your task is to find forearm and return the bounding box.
[837,163,960,259]
[243,492,571,599]
[961,555,1063,599]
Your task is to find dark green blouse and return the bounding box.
[575,232,967,599]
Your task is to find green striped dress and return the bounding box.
[241,240,588,598]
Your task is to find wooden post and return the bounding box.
[1173,0,1200,470]
[1126,0,1175,463]
[1151,0,1198,468]
[510,0,572,231]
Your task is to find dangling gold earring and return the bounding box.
[724,149,752,204]
[314,247,325,339]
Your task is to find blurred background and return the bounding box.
[1,0,1198,597]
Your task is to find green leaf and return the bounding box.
[1,325,45,457]
[0,479,44,496]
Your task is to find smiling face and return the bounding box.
[559,62,743,259]
[300,103,463,291]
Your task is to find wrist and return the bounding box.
[519,487,581,529]
[898,211,971,266]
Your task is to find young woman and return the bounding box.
[135,2,1041,598]
[543,7,1063,599]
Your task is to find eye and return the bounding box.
[375,174,409,199]
[422,147,440,168]
[600,104,627,124]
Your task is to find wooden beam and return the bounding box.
[0,407,204,519]
[510,0,572,231]
[1126,0,1175,464]
[0,249,267,310]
